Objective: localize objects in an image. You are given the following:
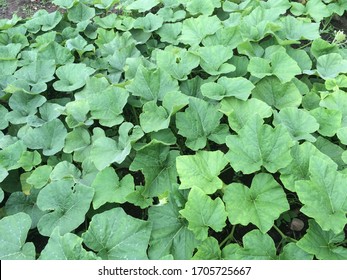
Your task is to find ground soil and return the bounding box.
[0,0,58,19]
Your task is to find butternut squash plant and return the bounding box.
[0,0,347,260]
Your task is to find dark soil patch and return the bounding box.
[0,0,58,19]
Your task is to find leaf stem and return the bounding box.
[220,224,236,247]
[273,224,297,243]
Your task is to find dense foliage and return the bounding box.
[0,0,347,260]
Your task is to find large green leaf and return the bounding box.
[40,228,98,260]
[273,107,319,141]
[220,97,272,132]
[223,173,289,233]
[279,243,313,260]
[317,53,347,80]
[0,213,35,260]
[176,97,225,150]
[176,150,228,194]
[148,197,198,260]
[156,46,200,80]
[280,142,336,192]
[19,119,67,156]
[297,220,347,260]
[82,208,152,260]
[226,114,294,174]
[126,65,179,102]
[248,51,301,83]
[222,230,276,260]
[201,77,254,101]
[88,86,129,127]
[179,187,227,241]
[295,156,347,233]
[179,15,222,46]
[251,76,302,109]
[0,44,21,76]
[90,122,144,170]
[186,0,221,15]
[5,190,45,229]
[36,181,94,236]
[91,167,134,209]
[53,63,95,92]
[195,45,235,75]
[192,237,221,260]
[130,143,179,197]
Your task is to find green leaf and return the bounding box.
[40,228,98,260]
[186,0,220,15]
[14,59,56,90]
[82,208,152,260]
[179,15,222,46]
[130,143,179,197]
[176,97,223,150]
[156,47,200,80]
[91,167,134,209]
[134,13,164,32]
[226,114,294,174]
[156,22,182,44]
[295,156,347,233]
[88,86,129,127]
[7,91,46,124]
[52,0,76,9]
[220,97,272,132]
[252,76,302,109]
[19,119,67,156]
[26,165,52,189]
[279,243,313,260]
[37,181,94,236]
[67,3,95,23]
[222,230,276,260]
[64,127,90,153]
[0,213,35,260]
[126,65,179,102]
[0,188,3,203]
[201,77,254,101]
[179,187,227,241]
[0,44,21,76]
[126,0,160,12]
[248,51,301,83]
[0,140,26,170]
[90,122,144,170]
[148,198,198,260]
[297,220,347,260]
[320,90,347,126]
[192,237,221,260]
[0,105,8,130]
[337,127,347,145]
[273,107,319,141]
[304,0,331,22]
[309,107,342,137]
[278,16,320,41]
[53,63,95,92]
[223,173,289,233]
[176,151,228,194]
[280,142,336,192]
[317,53,347,80]
[18,151,41,171]
[196,45,235,75]
[5,190,45,229]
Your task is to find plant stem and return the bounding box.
[220,224,236,247]
[273,224,297,243]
